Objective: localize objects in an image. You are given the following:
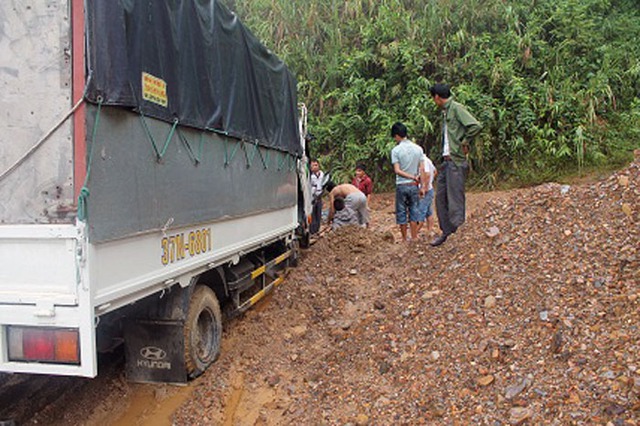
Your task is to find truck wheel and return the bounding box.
[289,240,301,267]
[184,285,222,379]
[296,224,310,249]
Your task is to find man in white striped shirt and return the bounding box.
[309,159,324,234]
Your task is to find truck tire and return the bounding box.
[289,239,301,267]
[184,285,222,379]
[296,224,310,249]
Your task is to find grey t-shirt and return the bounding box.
[391,139,424,185]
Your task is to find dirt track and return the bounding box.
[0,190,503,426]
[1,155,638,425]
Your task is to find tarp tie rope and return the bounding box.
[277,151,288,171]
[139,112,179,161]
[276,152,295,172]
[223,138,241,167]
[0,97,85,184]
[77,97,103,222]
[205,126,229,137]
[133,108,296,171]
[197,133,205,163]
[243,141,260,168]
[177,128,205,165]
[251,141,268,169]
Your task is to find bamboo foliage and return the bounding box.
[223,0,640,188]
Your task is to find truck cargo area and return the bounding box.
[0,0,310,381]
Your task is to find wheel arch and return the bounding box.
[194,266,228,307]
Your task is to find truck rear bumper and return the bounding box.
[0,224,97,377]
[0,304,97,377]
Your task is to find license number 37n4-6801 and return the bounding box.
[161,228,212,266]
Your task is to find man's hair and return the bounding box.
[333,196,345,211]
[429,83,451,99]
[355,163,366,172]
[391,122,408,138]
[310,158,319,164]
[324,180,336,192]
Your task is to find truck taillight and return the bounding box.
[7,327,80,365]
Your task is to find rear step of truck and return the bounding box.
[226,250,291,316]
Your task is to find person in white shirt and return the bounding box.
[309,159,324,234]
[417,153,437,236]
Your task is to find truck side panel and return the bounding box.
[0,1,74,224]
[90,207,297,315]
[85,106,298,243]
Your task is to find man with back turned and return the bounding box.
[390,122,427,243]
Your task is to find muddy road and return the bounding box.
[0,191,498,425]
[0,158,638,425]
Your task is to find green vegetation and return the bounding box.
[223,0,640,189]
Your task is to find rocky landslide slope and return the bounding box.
[176,152,639,425]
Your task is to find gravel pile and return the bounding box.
[175,152,639,425]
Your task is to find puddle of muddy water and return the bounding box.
[110,383,194,426]
[222,373,245,426]
[107,292,281,426]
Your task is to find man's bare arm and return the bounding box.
[327,191,335,223]
[419,162,429,196]
[393,163,419,181]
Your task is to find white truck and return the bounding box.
[0,0,311,383]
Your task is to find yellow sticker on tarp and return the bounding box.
[142,72,168,107]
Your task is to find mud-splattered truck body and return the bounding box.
[0,0,310,382]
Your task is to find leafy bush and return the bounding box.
[224,0,640,189]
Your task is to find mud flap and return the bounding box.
[124,319,187,384]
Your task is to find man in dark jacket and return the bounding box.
[429,83,482,247]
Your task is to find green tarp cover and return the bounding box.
[85,0,300,156]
